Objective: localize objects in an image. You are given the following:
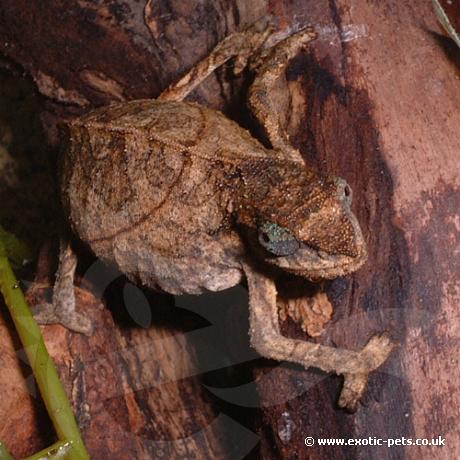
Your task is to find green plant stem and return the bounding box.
[433,0,460,49]
[0,250,89,460]
[0,442,14,460]
[0,226,32,269]
[24,440,72,460]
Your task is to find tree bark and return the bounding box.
[0,1,459,459]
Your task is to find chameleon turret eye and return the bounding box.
[258,221,300,256]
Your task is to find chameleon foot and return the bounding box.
[32,240,93,336]
[34,300,93,336]
[339,333,395,411]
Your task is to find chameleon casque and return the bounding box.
[35,19,395,411]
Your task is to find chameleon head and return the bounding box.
[241,175,368,280]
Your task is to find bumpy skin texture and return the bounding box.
[57,21,394,411]
[62,101,248,295]
[61,100,365,292]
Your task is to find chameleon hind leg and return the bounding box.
[33,240,93,335]
[157,18,274,102]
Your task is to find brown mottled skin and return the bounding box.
[39,20,394,410]
[61,100,365,293]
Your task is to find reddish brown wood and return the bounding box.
[0,1,458,459]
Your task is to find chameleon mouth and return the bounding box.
[267,216,368,280]
[275,241,368,280]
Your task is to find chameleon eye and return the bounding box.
[258,221,300,256]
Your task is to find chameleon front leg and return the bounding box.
[157,18,274,103]
[248,26,318,158]
[243,262,395,411]
[33,240,93,335]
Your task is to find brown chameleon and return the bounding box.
[35,19,395,411]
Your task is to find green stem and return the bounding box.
[0,251,89,460]
[433,0,460,49]
[0,442,14,460]
[24,440,72,460]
